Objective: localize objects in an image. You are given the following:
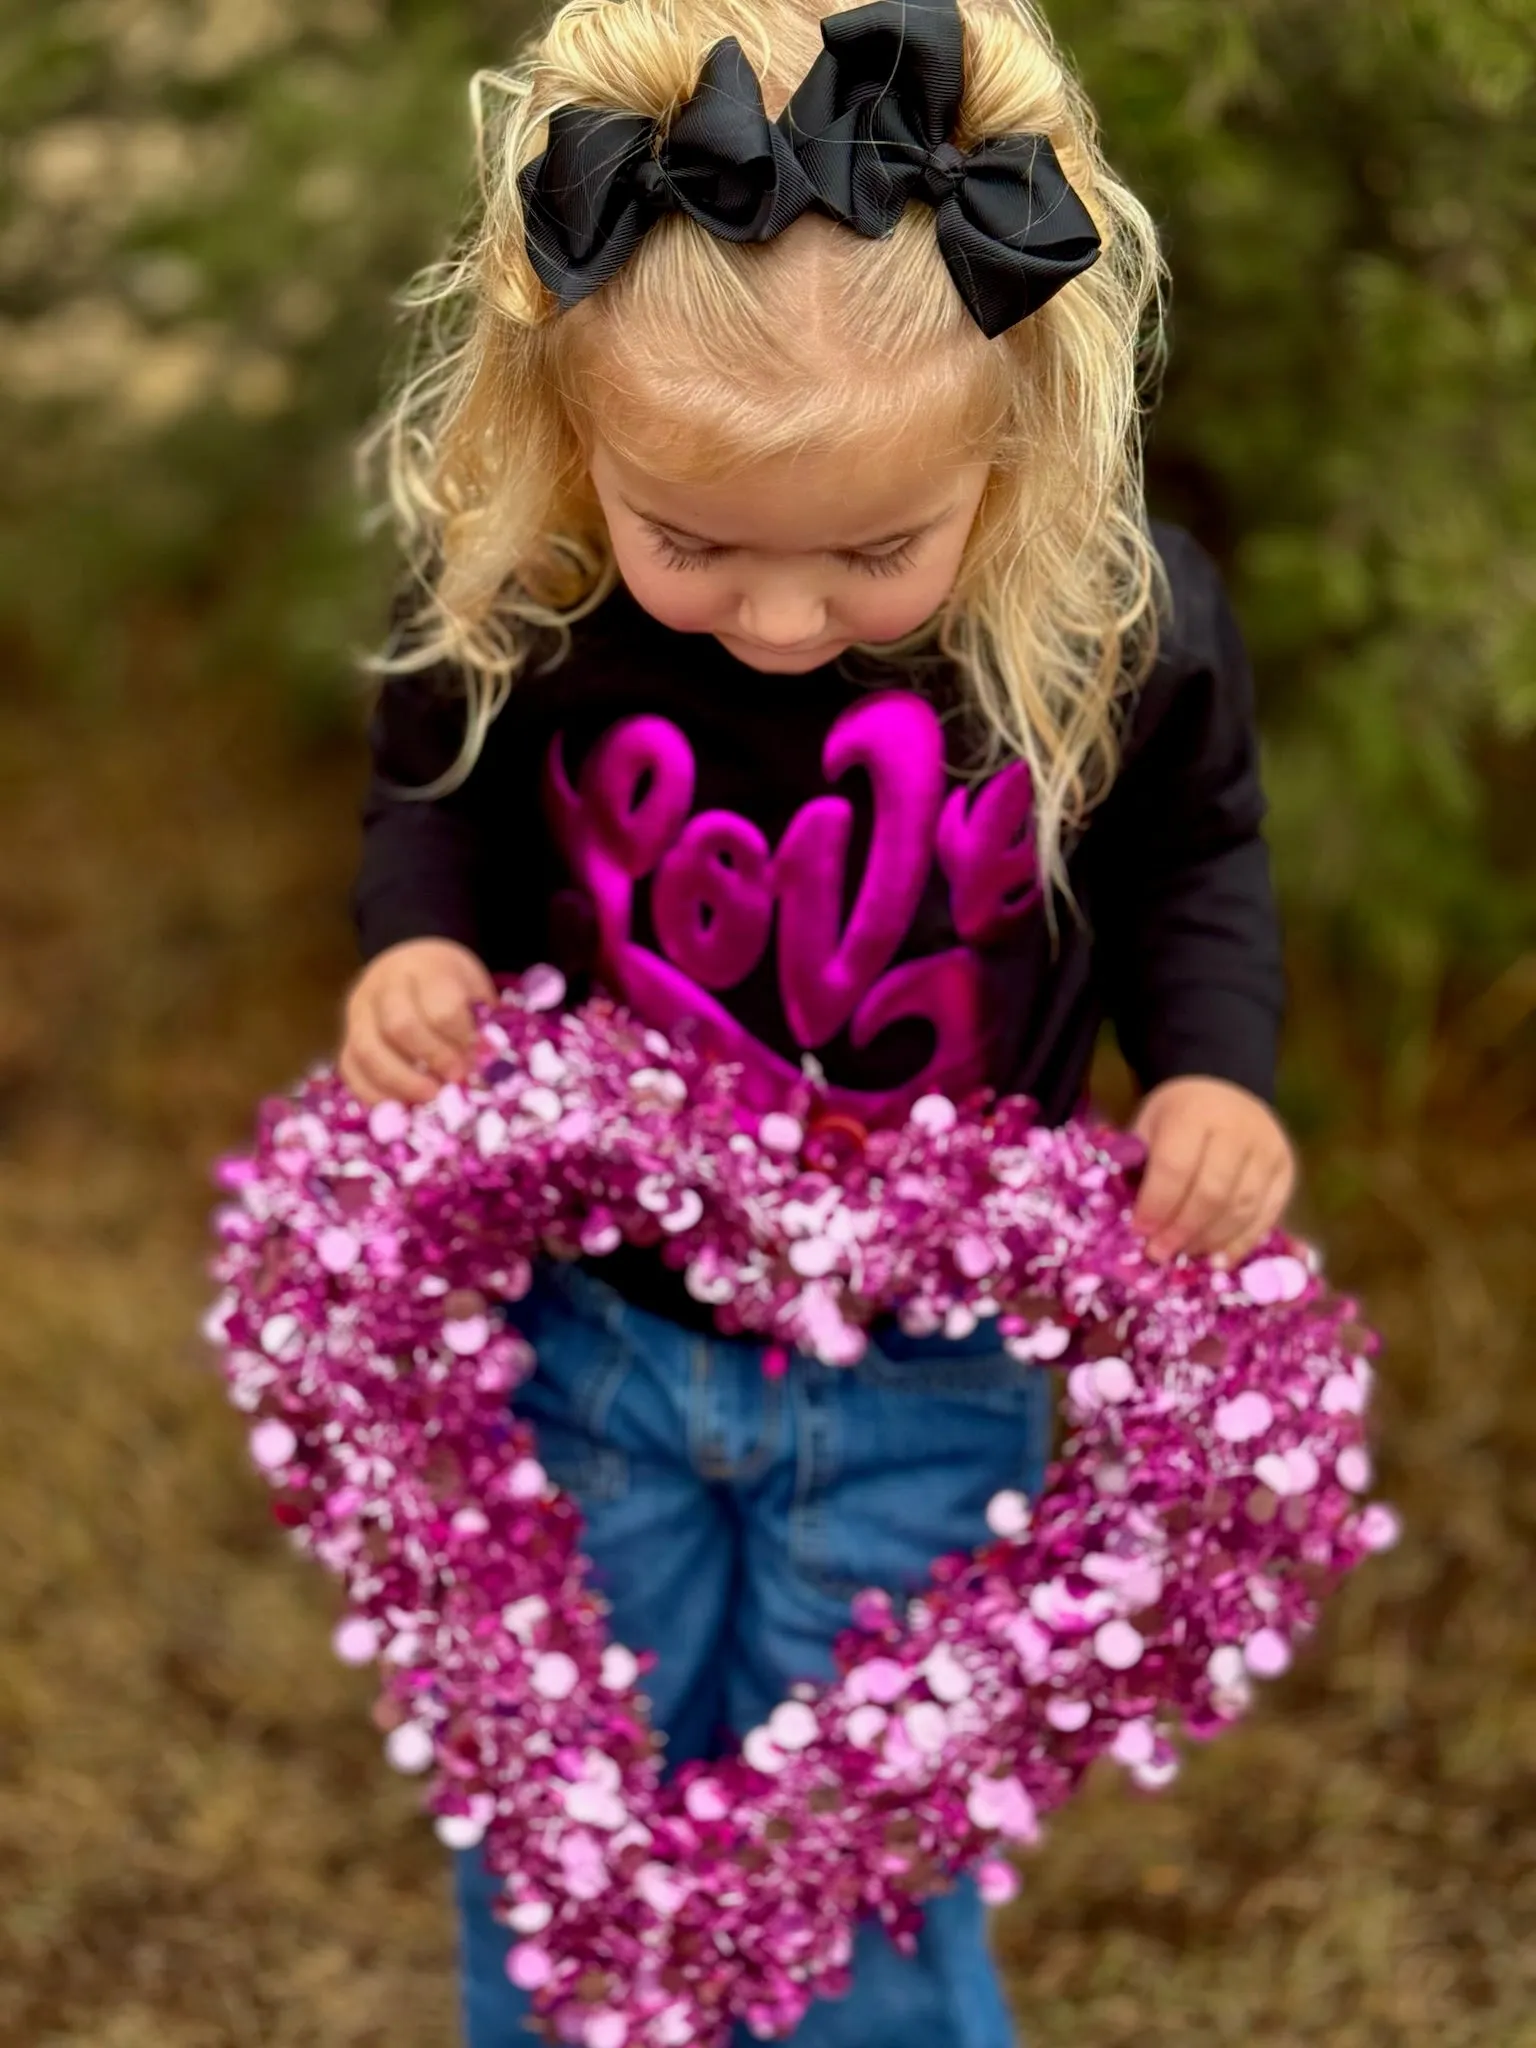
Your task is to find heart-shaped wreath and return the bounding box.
[205,968,1398,2048]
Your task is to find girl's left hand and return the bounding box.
[1130,1076,1297,1266]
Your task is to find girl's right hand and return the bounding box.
[339,938,497,1106]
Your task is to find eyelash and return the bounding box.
[847,541,917,579]
[648,533,918,578]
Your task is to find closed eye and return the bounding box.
[839,541,917,578]
[647,528,725,570]
[646,523,919,579]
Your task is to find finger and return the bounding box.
[376,984,465,1074]
[1150,1143,1248,1262]
[1193,1148,1273,1261]
[336,1046,377,1106]
[451,953,499,1006]
[1215,1159,1295,1267]
[1215,1136,1297,1262]
[1132,1121,1209,1237]
[338,1043,393,1107]
[347,1016,440,1105]
[412,974,479,1051]
[351,1042,435,1108]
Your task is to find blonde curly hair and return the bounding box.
[363,0,1167,894]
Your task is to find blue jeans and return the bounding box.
[454,1262,1052,2048]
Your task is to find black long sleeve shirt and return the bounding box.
[350,521,1284,1323]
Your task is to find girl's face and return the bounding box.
[587,435,990,674]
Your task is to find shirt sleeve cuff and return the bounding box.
[1129,987,1282,1104]
[350,881,482,964]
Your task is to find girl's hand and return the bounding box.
[1130,1076,1296,1267]
[339,938,497,1107]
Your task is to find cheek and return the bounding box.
[837,550,967,642]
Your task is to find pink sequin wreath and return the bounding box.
[206,968,1399,2048]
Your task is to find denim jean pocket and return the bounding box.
[502,1268,634,1502]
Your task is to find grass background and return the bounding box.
[2,1,1534,2042]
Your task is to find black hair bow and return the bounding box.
[782,0,1102,337]
[518,38,811,307]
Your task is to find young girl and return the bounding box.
[339,1,1294,2040]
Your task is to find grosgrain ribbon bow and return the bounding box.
[783,0,1102,336]
[518,38,811,307]
[518,0,1102,335]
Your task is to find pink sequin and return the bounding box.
[1243,1629,1292,1678]
[909,1094,957,1135]
[532,1652,580,1701]
[332,1615,379,1665]
[317,1226,360,1273]
[601,1645,640,1691]
[1044,1699,1091,1733]
[922,1646,972,1703]
[846,1705,888,1749]
[788,1236,839,1279]
[954,1234,996,1279]
[985,1490,1031,1539]
[1091,1357,1136,1403]
[768,1702,819,1752]
[508,1458,547,1501]
[684,1779,728,1823]
[1336,1446,1372,1493]
[520,965,567,1013]
[856,1659,911,1705]
[385,1721,435,1773]
[1321,1372,1367,1416]
[368,1099,410,1143]
[1094,1620,1145,1671]
[1359,1504,1402,1553]
[250,1418,296,1469]
[508,1943,554,1991]
[1238,1255,1309,1305]
[1110,1718,1156,1766]
[1215,1390,1274,1443]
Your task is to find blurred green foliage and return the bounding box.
[1051,0,1536,1102]
[2,0,1532,1095]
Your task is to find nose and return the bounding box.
[737,575,828,650]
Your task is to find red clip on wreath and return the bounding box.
[205,967,1399,2048]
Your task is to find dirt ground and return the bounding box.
[2,651,1533,2048]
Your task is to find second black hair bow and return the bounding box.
[781,0,1102,337]
[519,38,812,307]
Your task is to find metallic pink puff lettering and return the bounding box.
[544,695,1039,1120]
[773,696,944,1046]
[652,812,773,991]
[937,763,1042,944]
